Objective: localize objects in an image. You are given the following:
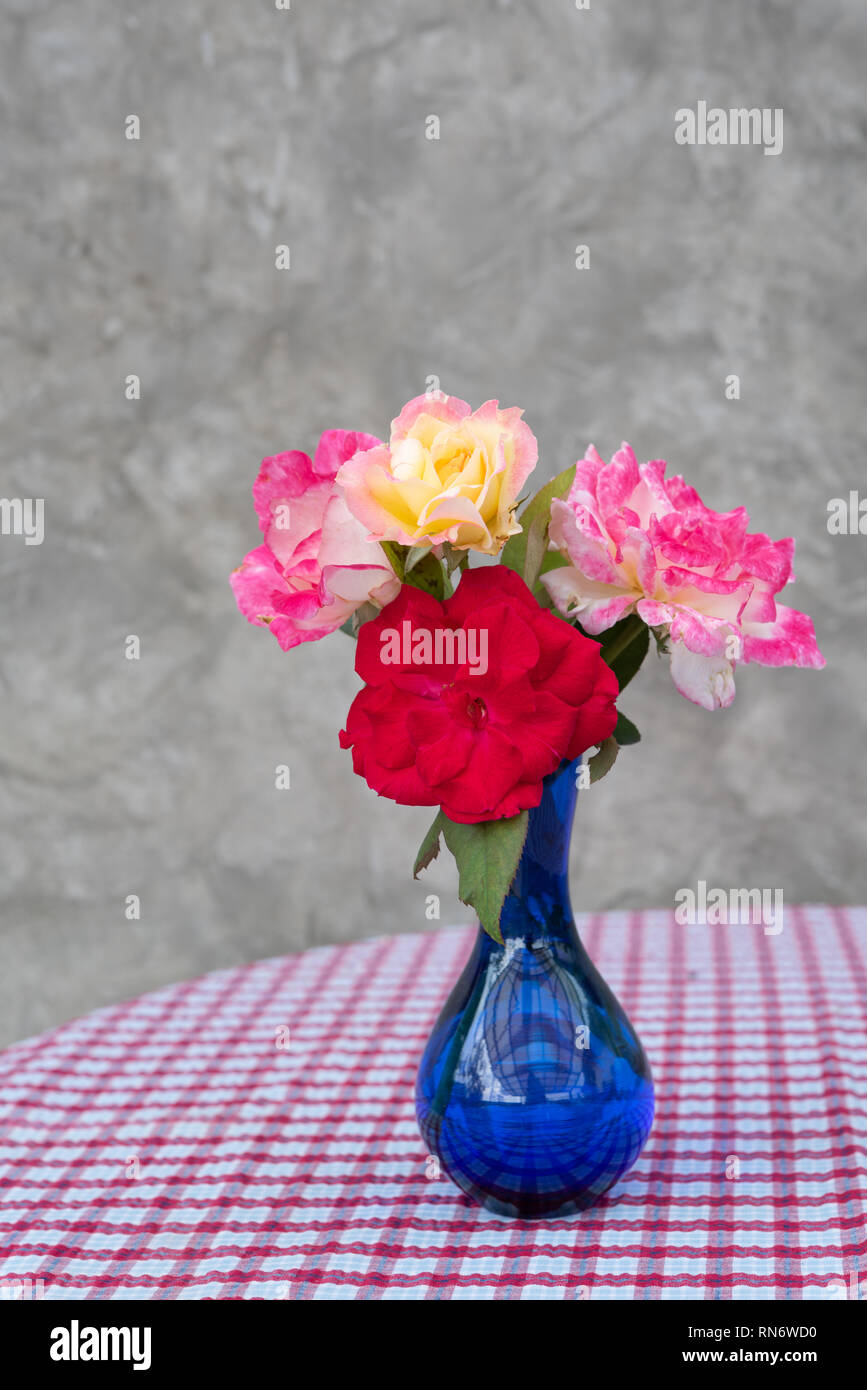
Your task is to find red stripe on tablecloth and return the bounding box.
[3,1235,865,1263]
[2,1136,863,1159]
[1,1170,864,1192]
[7,1017,862,1068]
[13,1267,846,1293]
[2,1210,864,1236]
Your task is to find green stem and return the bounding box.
[601,613,646,668]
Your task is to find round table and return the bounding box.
[1,907,865,1300]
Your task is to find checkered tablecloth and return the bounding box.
[0,906,865,1300]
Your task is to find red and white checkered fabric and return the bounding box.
[0,906,865,1300]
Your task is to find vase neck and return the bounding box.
[497,757,579,943]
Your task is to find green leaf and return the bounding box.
[588,736,619,784]
[441,542,468,575]
[500,464,576,581]
[599,613,643,662]
[538,550,568,577]
[532,549,570,613]
[614,711,641,746]
[439,811,529,944]
[380,541,406,581]
[403,551,446,600]
[338,601,379,638]
[522,511,550,592]
[404,545,430,575]
[599,616,650,692]
[413,813,445,877]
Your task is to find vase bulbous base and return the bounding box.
[414,760,654,1219]
[415,925,654,1219]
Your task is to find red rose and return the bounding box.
[339,566,619,824]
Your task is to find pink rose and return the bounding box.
[230,431,401,650]
[336,393,538,556]
[543,443,825,710]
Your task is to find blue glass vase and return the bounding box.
[415,758,654,1218]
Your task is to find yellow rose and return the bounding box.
[336,393,538,556]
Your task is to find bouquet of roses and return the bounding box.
[231,392,824,939]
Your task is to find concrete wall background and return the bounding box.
[1,0,865,1046]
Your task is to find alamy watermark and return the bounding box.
[1,1276,45,1299]
[0,497,44,545]
[380,619,488,676]
[50,1321,151,1370]
[675,103,783,157]
[675,879,784,935]
[827,491,867,535]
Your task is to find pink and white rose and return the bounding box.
[542,443,825,710]
[230,431,400,651]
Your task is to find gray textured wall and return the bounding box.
[1,0,865,1047]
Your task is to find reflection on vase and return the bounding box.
[416,757,654,1218]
